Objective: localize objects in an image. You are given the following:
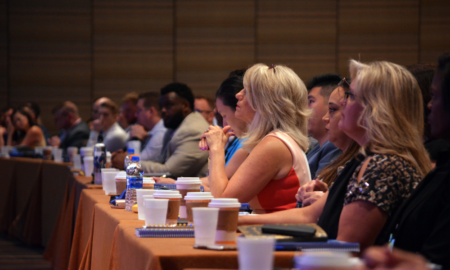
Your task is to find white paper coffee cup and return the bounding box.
[208,198,241,244]
[176,177,202,219]
[136,189,156,220]
[185,192,214,223]
[153,190,182,225]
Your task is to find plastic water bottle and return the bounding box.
[93,138,106,184]
[125,156,143,211]
[124,148,135,170]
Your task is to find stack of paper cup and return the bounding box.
[136,189,156,220]
[184,192,214,224]
[176,177,202,219]
[83,156,94,177]
[143,198,168,227]
[237,237,276,270]
[67,147,78,163]
[101,168,119,195]
[73,154,82,169]
[192,207,219,246]
[53,148,63,162]
[153,190,182,225]
[80,147,94,172]
[208,198,241,244]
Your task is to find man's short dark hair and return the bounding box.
[438,53,450,115]
[138,92,160,111]
[160,83,194,111]
[306,73,343,99]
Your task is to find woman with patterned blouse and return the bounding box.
[239,60,431,252]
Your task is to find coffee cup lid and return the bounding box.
[294,252,352,267]
[154,190,181,199]
[143,177,155,184]
[184,192,213,200]
[80,147,94,155]
[208,198,241,208]
[115,171,127,180]
[176,177,202,185]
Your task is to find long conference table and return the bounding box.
[0,157,297,270]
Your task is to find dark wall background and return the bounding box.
[0,0,449,135]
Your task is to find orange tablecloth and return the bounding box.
[109,223,296,270]
[44,175,100,270]
[65,188,296,270]
[67,188,110,270]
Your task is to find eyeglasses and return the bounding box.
[338,77,350,90]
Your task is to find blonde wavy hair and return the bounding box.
[349,60,431,177]
[242,63,310,152]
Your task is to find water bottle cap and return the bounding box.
[131,156,140,162]
[127,148,135,154]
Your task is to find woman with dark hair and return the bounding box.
[6,107,46,149]
[214,73,249,167]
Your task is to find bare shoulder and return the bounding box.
[250,135,292,164]
[28,125,43,136]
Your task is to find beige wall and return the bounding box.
[0,0,449,135]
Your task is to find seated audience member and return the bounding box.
[239,60,431,252]
[48,101,90,149]
[139,83,209,177]
[0,107,13,146]
[24,102,51,143]
[7,107,46,149]
[87,101,127,152]
[202,64,311,213]
[297,81,360,207]
[118,92,138,133]
[111,92,167,168]
[408,63,450,165]
[195,95,215,125]
[374,54,450,270]
[89,97,112,131]
[156,72,249,186]
[306,74,343,178]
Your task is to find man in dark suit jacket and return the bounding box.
[48,101,90,149]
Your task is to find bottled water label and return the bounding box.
[127,176,143,189]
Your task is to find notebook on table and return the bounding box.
[238,224,359,252]
[135,223,194,238]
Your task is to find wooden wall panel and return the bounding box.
[176,0,255,98]
[420,0,450,64]
[93,0,173,106]
[0,0,7,110]
[338,0,419,77]
[257,0,337,84]
[9,1,91,135]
